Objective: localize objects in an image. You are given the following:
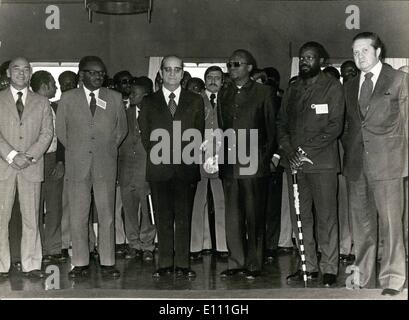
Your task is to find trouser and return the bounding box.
[348,173,406,290]
[286,171,339,275]
[265,172,283,251]
[0,174,42,273]
[9,191,22,263]
[223,177,268,272]
[338,173,353,255]
[190,177,227,253]
[67,172,116,267]
[121,181,155,251]
[39,152,63,255]
[278,172,294,248]
[150,178,197,269]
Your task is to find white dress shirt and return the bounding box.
[83,86,100,106]
[162,86,181,105]
[358,60,383,97]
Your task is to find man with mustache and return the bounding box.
[277,42,344,287]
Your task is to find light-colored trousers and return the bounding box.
[190,177,227,253]
[278,172,294,248]
[0,173,42,272]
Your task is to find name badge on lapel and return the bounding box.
[311,104,328,114]
[97,98,107,110]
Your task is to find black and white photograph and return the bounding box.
[0,0,407,308]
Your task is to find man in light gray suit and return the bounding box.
[56,56,127,278]
[0,57,53,278]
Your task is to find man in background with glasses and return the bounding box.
[56,56,127,279]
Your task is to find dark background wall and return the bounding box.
[1,0,408,84]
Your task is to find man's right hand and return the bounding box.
[12,152,32,169]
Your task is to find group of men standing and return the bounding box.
[0,31,407,296]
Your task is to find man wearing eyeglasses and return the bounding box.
[56,56,128,279]
[138,55,205,279]
[217,49,277,280]
[277,42,344,287]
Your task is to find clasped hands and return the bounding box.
[11,152,35,170]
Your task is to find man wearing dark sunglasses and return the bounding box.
[56,56,128,279]
[113,70,133,109]
[218,49,277,280]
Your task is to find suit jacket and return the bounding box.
[342,64,408,181]
[138,88,205,182]
[55,86,128,183]
[217,80,277,179]
[0,88,53,182]
[277,72,345,173]
[118,105,146,186]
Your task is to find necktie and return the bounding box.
[168,92,177,116]
[358,72,373,117]
[16,91,24,119]
[210,93,216,108]
[89,92,97,116]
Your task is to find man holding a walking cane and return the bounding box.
[276,41,345,287]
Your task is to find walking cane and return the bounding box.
[291,147,313,288]
[147,193,158,244]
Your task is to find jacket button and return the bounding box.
[89,151,92,154]
[20,122,23,126]
[19,136,23,139]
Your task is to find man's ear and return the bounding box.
[247,64,253,74]
[319,58,325,66]
[375,47,381,60]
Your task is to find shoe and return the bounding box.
[190,251,202,261]
[100,265,120,278]
[286,270,319,283]
[265,249,277,262]
[175,267,196,278]
[322,273,337,287]
[42,255,53,264]
[277,246,293,255]
[220,268,247,278]
[142,250,154,262]
[12,261,22,271]
[68,266,89,278]
[0,272,9,278]
[216,251,229,259]
[381,288,401,296]
[115,243,127,255]
[201,249,213,256]
[244,270,261,280]
[53,253,67,263]
[61,249,69,258]
[90,248,99,259]
[23,269,45,279]
[125,248,142,259]
[152,267,173,279]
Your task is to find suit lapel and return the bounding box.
[79,86,93,118]
[156,90,173,118]
[21,90,36,121]
[365,65,391,121]
[5,88,20,120]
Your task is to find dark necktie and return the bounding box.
[210,93,216,108]
[89,92,97,116]
[16,91,24,119]
[358,72,374,117]
[168,92,177,116]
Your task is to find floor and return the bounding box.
[0,250,407,300]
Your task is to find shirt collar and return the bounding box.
[360,60,382,82]
[206,90,218,100]
[10,85,28,102]
[83,85,100,99]
[162,85,181,99]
